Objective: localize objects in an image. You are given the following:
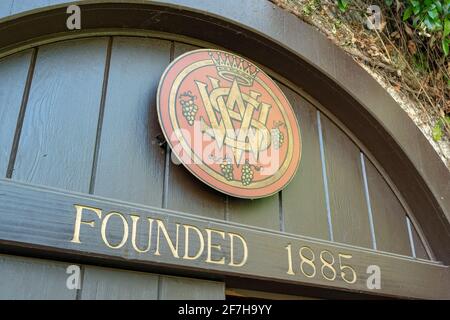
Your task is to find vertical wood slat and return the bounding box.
[12,38,108,192]
[0,50,32,177]
[159,275,225,300]
[0,254,76,300]
[93,37,170,206]
[0,0,13,19]
[411,224,430,260]
[228,194,280,230]
[280,85,330,240]
[10,0,68,15]
[164,42,225,219]
[0,254,226,300]
[320,114,372,248]
[81,266,159,300]
[364,156,412,255]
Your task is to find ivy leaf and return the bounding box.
[403,6,414,20]
[337,0,349,12]
[428,8,439,19]
[444,19,450,37]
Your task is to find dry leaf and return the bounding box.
[404,23,414,37]
[396,0,402,12]
[407,40,417,55]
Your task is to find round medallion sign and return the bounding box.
[157,49,301,199]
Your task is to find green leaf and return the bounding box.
[432,122,443,141]
[444,19,450,37]
[337,0,349,12]
[428,8,439,19]
[443,38,449,56]
[445,116,450,126]
[424,16,435,29]
[403,6,414,20]
[385,0,393,6]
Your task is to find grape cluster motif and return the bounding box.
[271,121,285,150]
[241,161,254,186]
[179,91,198,126]
[220,159,234,181]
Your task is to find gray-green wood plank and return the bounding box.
[12,38,108,192]
[280,85,329,239]
[93,37,170,206]
[10,0,69,15]
[228,194,280,230]
[364,157,411,255]
[412,225,429,259]
[81,265,158,300]
[0,254,76,300]
[0,50,31,177]
[159,275,225,300]
[320,115,372,248]
[0,0,13,18]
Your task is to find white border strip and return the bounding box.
[360,153,377,250]
[317,111,334,241]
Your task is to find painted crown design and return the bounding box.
[209,51,259,86]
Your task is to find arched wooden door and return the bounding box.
[0,0,448,299]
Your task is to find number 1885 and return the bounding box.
[285,244,357,284]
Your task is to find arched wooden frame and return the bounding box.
[0,0,447,264]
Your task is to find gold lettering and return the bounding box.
[101,212,129,249]
[205,228,225,265]
[285,244,295,275]
[71,205,102,244]
[155,220,180,258]
[228,233,248,267]
[130,215,154,253]
[183,225,204,260]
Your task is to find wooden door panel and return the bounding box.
[81,265,159,300]
[0,254,76,300]
[411,225,429,259]
[320,115,372,248]
[280,85,329,239]
[93,37,170,206]
[0,50,32,177]
[364,157,412,255]
[10,0,67,15]
[12,38,108,192]
[0,0,13,19]
[159,275,225,300]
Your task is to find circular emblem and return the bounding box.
[157,49,301,199]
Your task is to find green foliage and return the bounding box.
[401,0,449,57]
[337,0,349,12]
[432,116,450,141]
[335,0,450,57]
